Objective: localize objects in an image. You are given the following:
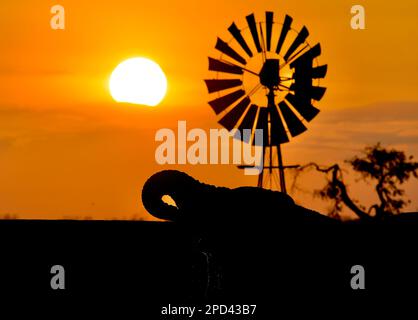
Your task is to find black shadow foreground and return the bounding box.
[1,170,418,314]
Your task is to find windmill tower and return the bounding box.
[205,11,327,193]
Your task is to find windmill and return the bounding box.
[205,11,327,193]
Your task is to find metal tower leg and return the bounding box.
[257,146,266,188]
[277,145,287,194]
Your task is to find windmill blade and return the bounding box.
[288,43,327,102]
[246,14,262,53]
[289,43,321,67]
[289,75,326,101]
[276,15,293,55]
[237,104,258,143]
[312,65,328,79]
[208,57,243,75]
[311,86,327,101]
[270,105,289,144]
[253,107,269,146]
[215,38,247,65]
[228,23,253,57]
[265,12,274,51]
[205,79,243,94]
[289,82,327,102]
[285,93,320,122]
[284,26,309,61]
[278,101,307,137]
[209,89,245,114]
[219,96,251,131]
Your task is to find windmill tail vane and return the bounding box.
[205,11,327,193]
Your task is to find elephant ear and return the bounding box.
[141,170,197,221]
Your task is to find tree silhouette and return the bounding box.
[292,143,418,220]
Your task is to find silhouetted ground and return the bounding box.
[0,169,417,316]
[1,214,418,315]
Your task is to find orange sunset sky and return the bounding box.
[1,0,418,219]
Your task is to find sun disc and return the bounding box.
[109,57,167,106]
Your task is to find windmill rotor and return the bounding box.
[205,12,327,192]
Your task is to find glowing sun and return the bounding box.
[109,57,167,106]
